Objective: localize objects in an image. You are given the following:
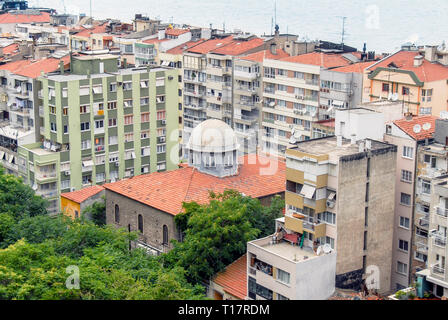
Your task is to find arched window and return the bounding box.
[114,204,120,223]
[138,214,144,233]
[163,225,168,245]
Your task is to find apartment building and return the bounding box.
[0,54,70,177]
[247,217,337,300]
[70,23,108,52]
[284,125,397,294]
[0,10,51,34]
[16,54,179,214]
[233,46,289,154]
[417,173,448,298]
[412,119,448,282]
[364,45,448,116]
[261,57,321,156]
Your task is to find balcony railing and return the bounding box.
[433,235,447,247]
[432,264,446,276]
[436,207,448,218]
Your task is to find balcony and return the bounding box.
[36,189,58,198]
[184,89,206,98]
[433,235,447,247]
[436,207,448,218]
[95,145,105,153]
[419,215,430,228]
[184,103,205,110]
[432,264,446,277]
[284,212,326,238]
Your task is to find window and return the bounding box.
[400,193,411,206]
[157,162,166,171]
[422,89,433,102]
[256,283,273,300]
[80,105,90,114]
[363,231,367,250]
[421,179,431,194]
[163,225,168,245]
[107,101,117,110]
[124,115,133,125]
[399,216,410,229]
[141,145,150,156]
[114,205,120,223]
[277,294,289,300]
[424,154,437,168]
[110,83,117,92]
[123,82,132,91]
[138,214,143,233]
[276,269,290,284]
[399,239,409,252]
[50,122,57,132]
[80,122,90,131]
[79,86,90,95]
[63,125,68,134]
[63,107,68,116]
[157,111,166,120]
[140,97,150,106]
[141,130,150,139]
[403,146,414,159]
[318,211,336,225]
[124,99,133,108]
[81,139,91,150]
[96,172,105,183]
[382,83,390,92]
[141,112,150,123]
[401,170,412,183]
[157,145,166,154]
[402,86,410,95]
[365,207,368,227]
[415,252,428,263]
[95,154,106,165]
[157,128,166,137]
[124,133,134,142]
[108,118,117,127]
[109,135,118,145]
[95,120,104,129]
[49,106,56,114]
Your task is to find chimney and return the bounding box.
[59,60,64,74]
[359,141,365,153]
[158,29,166,40]
[350,134,356,145]
[414,55,423,67]
[365,139,372,150]
[337,135,343,147]
[405,113,413,121]
[270,43,277,55]
[424,46,437,63]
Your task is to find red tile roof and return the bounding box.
[186,36,234,54]
[0,58,31,72]
[13,55,70,78]
[241,48,290,62]
[142,38,170,44]
[281,52,354,69]
[165,28,190,36]
[74,24,108,38]
[1,43,18,55]
[394,115,438,141]
[213,254,247,300]
[368,50,448,82]
[316,119,336,128]
[103,154,286,216]
[211,38,264,56]
[0,12,50,24]
[331,61,376,73]
[166,39,207,55]
[61,185,105,204]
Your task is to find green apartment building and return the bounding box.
[17,54,179,214]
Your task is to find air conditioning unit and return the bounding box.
[114,162,120,167]
[326,200,335,208]
[159,137,166,143]
[70,187,76,192]
[161,120,166,125]
[64,171,70,176]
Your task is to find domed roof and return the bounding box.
[187,119,239,153]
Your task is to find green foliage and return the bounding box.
[82,197,106,226]
[1,215,69,249]
[395,290,406,300]
[0,213,15,245]
[0,168,48,220]
[165,190,284,284]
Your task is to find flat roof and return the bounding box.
[289,136,392,158]
[252,237,317,263]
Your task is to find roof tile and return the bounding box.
[61,185,105,204]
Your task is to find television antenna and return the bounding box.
[337,16,347,48]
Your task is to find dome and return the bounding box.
[187,119,239,153]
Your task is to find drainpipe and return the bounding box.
[409,142,419,286]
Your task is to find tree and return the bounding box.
[0,167,48,220]
[165,190,265,284]
[82,197,106,226]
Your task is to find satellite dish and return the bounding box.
[323,244,332,254]
[392,93,399,101]
[440,111,448,120]
[269,101,276,107]
[422,123,431,131]
[413,124,422,134]
[289,137,297,144]
[294,131,301,139]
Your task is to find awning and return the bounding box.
[8,155,14,163]
[332,100,344,107]
[140,81,148,88]
[161,61,170,66]
[327,192,336,201]
[300,184,316,199]
[92,86,102,94]
[82,160,94,167]
[0,151,4,160]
